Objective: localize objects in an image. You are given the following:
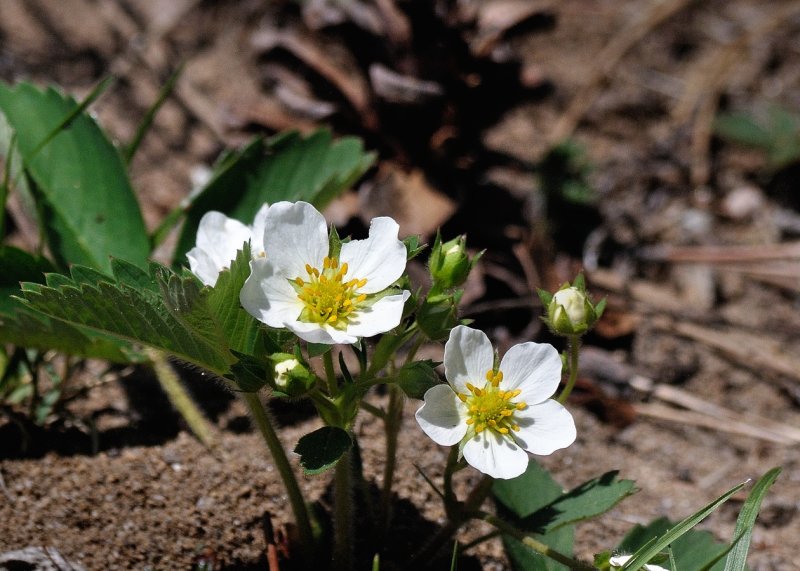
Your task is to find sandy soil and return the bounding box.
[1,0,798,569]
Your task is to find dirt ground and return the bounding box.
[1,0,799,569]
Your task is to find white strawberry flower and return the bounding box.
[187,204,270,287]
[415,325,576,479]
[240,201,410,345]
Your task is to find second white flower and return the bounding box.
[240,201,410,344]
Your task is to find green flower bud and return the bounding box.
[539,275,605,337]
[428,233,481,291]
[270,353,315,398]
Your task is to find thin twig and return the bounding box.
[634,402,796,445]
[549,0,699,144]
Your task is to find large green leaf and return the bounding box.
[173,129,375,264]
[528,471,637,533]
[19,261,246,376]
[294,426,352,475]
[0,302,143,363]
[494,461,575,571]
[0,246,145,362]
[0,81,149,273]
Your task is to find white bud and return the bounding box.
[274,358,300,388]
[552,287,586,325]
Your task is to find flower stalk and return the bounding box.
[333,449,354,571]
[241,392,314,556]
[557,335,581,404]
[481,513,596,570]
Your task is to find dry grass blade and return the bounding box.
[630,377,800,444]
[654,317,800,382]
[673,2,800,185]
[549,0,699,145]
[635,402,797,444]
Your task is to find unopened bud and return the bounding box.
[538,275,605,337]
[270,353,315,397]
[429,234,481,290]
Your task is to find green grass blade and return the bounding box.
[124,64,184,164]
[620,481,746,571]
[28,76,115,160]
[723,467,781,571]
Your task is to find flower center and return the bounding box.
[458,370,527,436]
[293,256,367,327]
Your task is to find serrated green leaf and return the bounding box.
[0,81,149,273]
[20,263,232,374]
[294,426,352,475]
[493,460,565,519]
[723,467,781,571]
[494,465,636,536]
[0,301,143,363]
[494,461,575,571]
[534,471,637,533]
[173,129,375,265]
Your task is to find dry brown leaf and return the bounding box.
[472,0,555,57]
[369,64,443,105]
[251,28,377,129]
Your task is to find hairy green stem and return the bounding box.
[557,335,581,404]
[379,384,404,537]
[333,449,354,571]
[147,349,216,448]
[241,392,314,555]
[323,350,339,397]
[481,514,596,570]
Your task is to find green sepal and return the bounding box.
[229,351,269,392]
[328,224,342,260]
[403,235,426,260]
[397,359,441,399]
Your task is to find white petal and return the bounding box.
[499,342,562,404]
[344,291,410,338]
[415,384,467,446]
[513,399,576,456]
[193,211,251,276]
[250,203,270,256]
[340,217,406,293]
[285,321,356,345]
[462,430,529,479]
[240,258,302,327]
[609,556,668,571]
[263,201,328,278]
[444,326,494,394]
[187,247,223,287]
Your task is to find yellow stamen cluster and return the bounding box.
[293,256,367,326]
[457,369,527,436]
